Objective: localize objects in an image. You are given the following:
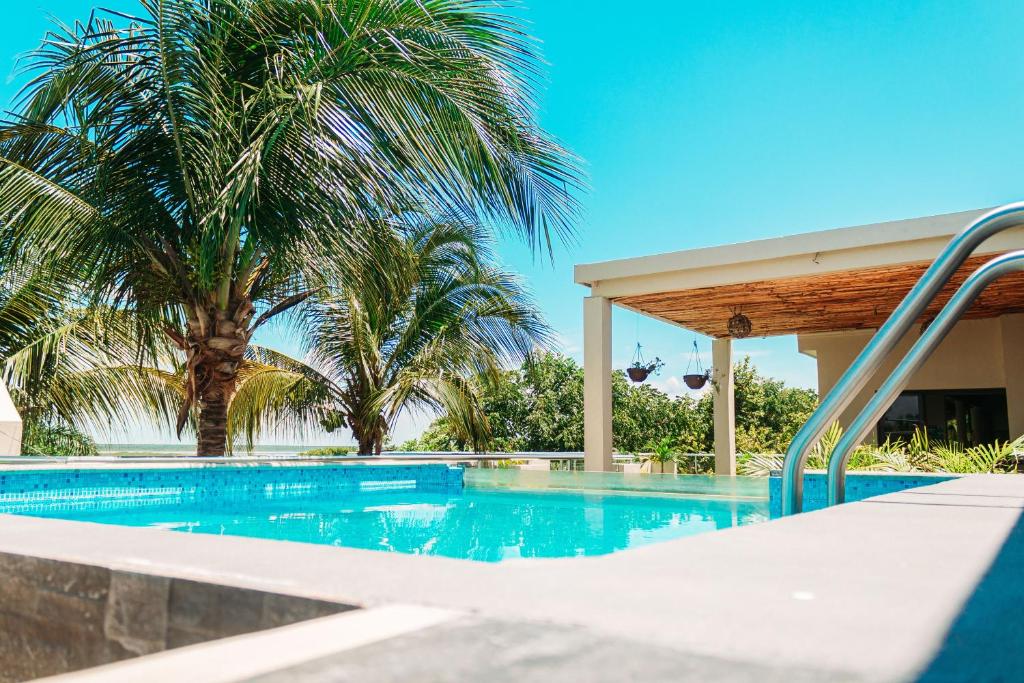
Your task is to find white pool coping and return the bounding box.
[0,474,1021,680]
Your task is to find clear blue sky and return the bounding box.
[3,1,1024,443]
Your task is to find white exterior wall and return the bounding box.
[798,314,1024,440]
[0,381,22,456]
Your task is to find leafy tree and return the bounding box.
[471,368,532,451]
[401,351,581,452]
[299,446,351,456]
[413,418,472,452]
[694,356,817,454]
[0,0,580,455]
[514,352,585,451]
[409,351,817,455]
[613,373,688,454]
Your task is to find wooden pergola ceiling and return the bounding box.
[615,254,1024,338]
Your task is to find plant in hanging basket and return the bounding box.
[627,357,664,383]
[682,339,712,389]
[683,370,711,390]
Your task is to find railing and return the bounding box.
[781,202,1024,515]
[0,451,718,471]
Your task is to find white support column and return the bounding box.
[712,338,735,476]
[0,380,22,456]
[1001,313,1024,440]
[584,296,613,472]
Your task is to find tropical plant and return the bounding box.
[0,265,92,454]
[229,219,547,454]
[806,421,844,469]
[223,345,333,452]
[736,423,1024,477]
[645,436,676,463]
[0,251,181,455]
[861,439,925,473]
[0,0,581,455]
[736,453,783,477]
[930,437,1022,474]
[633,436,677,472]
[21,420,97,457]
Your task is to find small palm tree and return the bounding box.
[0,259,174,454]
[0,267,97,454]
[229,219,548,454]
[0,0,580,455]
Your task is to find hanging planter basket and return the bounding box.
[683,370,711,390]
[683,339,712,390]
[627,366,652,382]
[627,343,663,383]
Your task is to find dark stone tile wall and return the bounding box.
[0,552,354,682]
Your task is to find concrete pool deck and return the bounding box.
[1,474,1021,681]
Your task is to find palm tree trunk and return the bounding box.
[352,415,385,455]
[191,346,243,456]
[355,430,375,455]
[174,305,252,457]
[197,388,230,456]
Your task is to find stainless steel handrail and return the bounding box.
[821,253,1024,502]
[780,203,1024,515]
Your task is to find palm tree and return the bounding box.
[0,0,580,455]
[0,266,98,454]
[0,261,175,455]
[227,218,548,454]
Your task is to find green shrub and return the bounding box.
[736,424,1023,476]
[301,446,352,456]
[21,420,97,457]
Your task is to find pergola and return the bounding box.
[574,207,1024,473]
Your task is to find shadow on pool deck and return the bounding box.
[905,495,1024,682]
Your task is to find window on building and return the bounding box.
[877,389,1008,446]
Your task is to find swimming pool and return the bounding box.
[0,464,769,562]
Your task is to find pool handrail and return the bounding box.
[781,202,1024,515]
[825,250,1024,506]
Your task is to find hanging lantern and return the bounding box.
[683,339,711,389]
[727,310,752,339]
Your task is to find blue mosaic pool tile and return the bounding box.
[0,463,464,515]
[768,472,958,517]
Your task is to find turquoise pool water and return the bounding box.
[0,465,769,562]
